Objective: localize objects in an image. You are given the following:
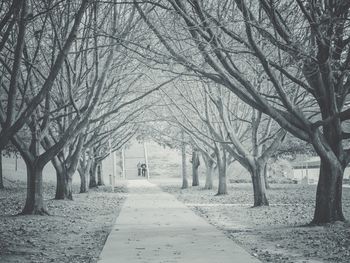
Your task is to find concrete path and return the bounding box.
[98,180,261,263]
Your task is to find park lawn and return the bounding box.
[0,181,127,263]
[154,179,350,263]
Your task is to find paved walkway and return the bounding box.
[98,180,261,263]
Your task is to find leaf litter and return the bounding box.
[0,181,126,263]
[158,181,350,263]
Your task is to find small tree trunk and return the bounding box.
[192,150,200,186]
[0,150,4,189]
[97,162,104,186]
[79,172,88,193]
[312,158,345,224]
[203,155,214,190]
[21,161,48,215]
[64,174,73,199]
[79,167,88,193]
[217,149,227,195]
[263,163,270,190]
[89,160,97,188]
[52,157,73,200]
[205,167,214,190]
[78,149,93,193]
[181,133,188,189]
[55,167,66,199]
[251,162,269,206]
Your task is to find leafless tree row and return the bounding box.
[0,0,164,214]
[132,0,350,224]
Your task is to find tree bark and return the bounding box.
[191,150,200,186]
[51,157,74,200]
[89,160,98,188]
[54,168,74,200]
[54,165,65,200]
[77,147,93,193]
[97,162,104,186]
[203,154,214,190]
[78,160,90,194]
[312,158,345,224]
[250,162,269,206]
[263,163,270,190]
[216,148,227,195]
[79,168,89,193]
[0,150,4,189]
[21,161,48,215]
[181,132,188,189]
[65,175,73,200]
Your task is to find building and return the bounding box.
[291,156,350,184]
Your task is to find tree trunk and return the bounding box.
[216,149,227,195]
[79,172,88,193]
[79,168,88,193]
[250,162,269,206]
[78,148,93,193]
[181,133,188,189]
[55,166,66,199]
[203,155,214,190]
[0,150,4,189]
[65,175,73,199]
[191,150,200,186]
[89,160,98,188]
[21,161,48,215]
[263,163,270,190]
[54,169,73,200]
[52,157,73,200]
[97,162,104,186]
[312,158,344,224]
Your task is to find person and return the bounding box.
[137,162,141,176]
[141,163,147,177]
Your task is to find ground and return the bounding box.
[0,180,126,263]
[152,178,350,263]
[2,149,350,263]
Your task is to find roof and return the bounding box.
[291,156,320,169]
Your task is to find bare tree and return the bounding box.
[0,0,90,150]
[7,1,134,214]
[180,129,188,189]
[135,0,350,223]
[191,149,200,186]
[161,78,285,202]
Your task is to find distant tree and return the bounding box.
[164,79,285,203]
[191,149,200,187]
[180,130,188,189]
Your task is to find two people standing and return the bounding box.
[137,162,147,177]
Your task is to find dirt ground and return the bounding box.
[155,179,350,263]
[0,181,127,263]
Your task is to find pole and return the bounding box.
[143,142,150,180]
